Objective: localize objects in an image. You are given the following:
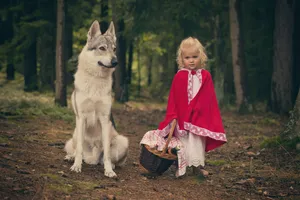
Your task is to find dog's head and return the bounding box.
[86,20,118,69]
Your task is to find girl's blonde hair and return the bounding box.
[176,37,208,69]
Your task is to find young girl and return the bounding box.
[140,37,227,177]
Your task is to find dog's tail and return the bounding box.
[111,135,129,166]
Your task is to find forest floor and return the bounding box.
[1,102,300,200]
[0,73,300,200]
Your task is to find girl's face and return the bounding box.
[182,48,201,70]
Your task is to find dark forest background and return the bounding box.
[0,0,299,147]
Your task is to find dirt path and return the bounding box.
[0,105,299,200]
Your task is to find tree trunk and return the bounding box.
[281,88,300,142]
[271,0,295,114]
[24,37,38,91]
[65,2,73,86]
[5,6,15,80]
[229,0,248,113]
[38,0,55,91]
[293,0,300,105]
[55,0,67,107]
[111,0,127,102]
[100,0,109,33]
[294,88,300,133]
[137,48,141,97]
[212,14,225,107]
[127,41,133,85]
[23,0,38,91]
[6,52,15,80]
[40,27,55,91]
[147,56,153,86]
[65,2,73,61]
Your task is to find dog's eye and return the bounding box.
[99,46,106,51]
[113,48,116,52]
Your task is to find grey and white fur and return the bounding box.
[64,20,129,178]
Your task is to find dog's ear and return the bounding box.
[87,20,101,40]
[104,21,116,42]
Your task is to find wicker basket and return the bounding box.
[139,119,177,175]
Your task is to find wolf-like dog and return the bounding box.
[64,20,129,178]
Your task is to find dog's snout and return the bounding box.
[111,57,118,67]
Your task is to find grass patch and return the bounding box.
[259,118,280,126]
[41,173,63,181]
[73,180,99,190]
[0,73,74,123]
[206,159,226,166]
[48,183,73,193]
[0,98,74,122]
[41,173,99,192]
[261,136,300,151]
[260,136,281,148]
[114,100,166,111]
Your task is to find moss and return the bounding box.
[48,183,73,193]
[261,136,300,151]
[73,180,99,190]
[41,173,99,192]
[260,136,281,148]
[0,135,9,143]
[206,159,226,166]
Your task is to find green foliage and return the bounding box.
[0,0,279,107]
[0,72,74,123]
[71,0,102,54]
[260,136,281,148]
[138,33,166,56]
[261,136,300,151]
[148,81,170,102]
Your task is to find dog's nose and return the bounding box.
[111,57,118,67]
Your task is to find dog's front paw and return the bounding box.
[105,170,117,178]
[70,164,82,173]
[84,156,99,165]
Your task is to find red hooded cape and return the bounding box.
[158,69,227,152]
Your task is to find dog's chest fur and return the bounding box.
[73,70,113,127]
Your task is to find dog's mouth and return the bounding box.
[97,61,116,68]
[98,59,118,68]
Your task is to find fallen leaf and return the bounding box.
[246,152,256,156]
[263,191,269,196]
[243,144,252,150]
[246,178,256,184]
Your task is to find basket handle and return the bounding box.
[161,119,177,154]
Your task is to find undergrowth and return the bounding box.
[0,73,74,122]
